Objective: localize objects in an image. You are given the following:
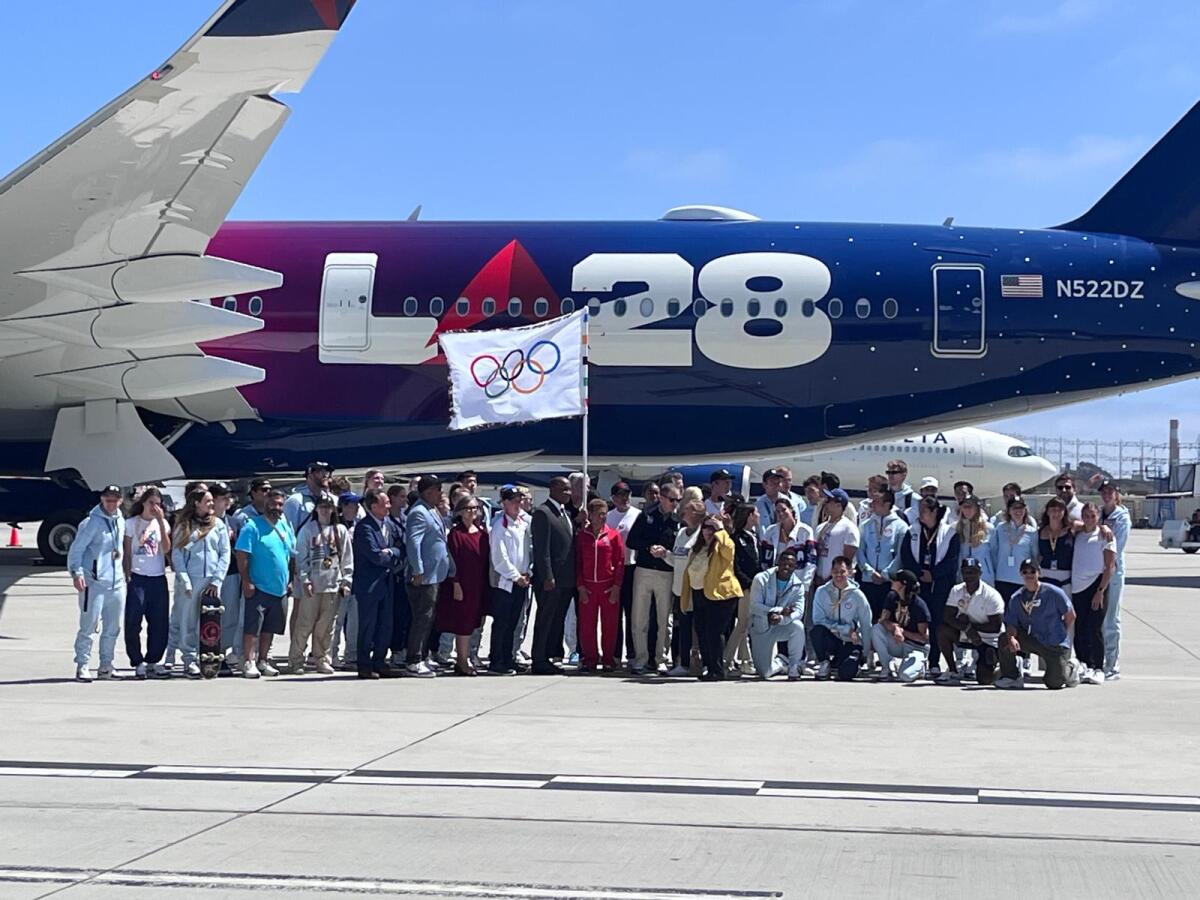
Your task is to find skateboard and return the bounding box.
[198,593,225,679]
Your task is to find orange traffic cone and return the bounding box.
[7,526,19,547]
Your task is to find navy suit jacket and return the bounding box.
[352,514,401,603]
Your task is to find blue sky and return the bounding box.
[1,0,1197,447]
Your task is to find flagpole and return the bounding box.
[582,307,590,488]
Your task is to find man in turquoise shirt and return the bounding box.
[235,488,296,678]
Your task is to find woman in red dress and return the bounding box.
[436,495,490,675]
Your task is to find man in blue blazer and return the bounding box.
[404,475,452,677]
[352,489,404,679]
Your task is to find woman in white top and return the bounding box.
[813,490,859,588]
[122,487,172,679]
[668,500,705,676]
[1071,502,1116,685]
[762,498,816,570]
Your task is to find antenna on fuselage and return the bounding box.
[407,204,423,222]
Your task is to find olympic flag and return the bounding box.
[440,310,586,431]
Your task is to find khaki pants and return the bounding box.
[289,590,339,669]
[723,592,752,668]
[632,568,674,668]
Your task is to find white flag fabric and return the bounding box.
[440,310,585,431]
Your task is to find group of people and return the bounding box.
[67,459,1129,690]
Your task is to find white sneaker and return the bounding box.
[151,663,170,679]
[936,670,961,685]
[1083,667,1105,686]
[135,663,147,680]
[75,665,93,683]
[816,660,831,680]
[316,660,335,675]
[406,662,436,678]
[1104,669,1120,681]
[257,660,279,677]
[656,662,670,676]
[242,660,259,678]
[97,665,117,680]
[994,675,1025,689]
[185,662,201,678]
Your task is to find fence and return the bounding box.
[1011,435,1200,481]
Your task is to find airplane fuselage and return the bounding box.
[3,218,1198,478]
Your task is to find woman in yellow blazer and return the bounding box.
[686,517,743,681]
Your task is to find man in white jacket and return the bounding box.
[489,487,532,675]
[293,493,354,675]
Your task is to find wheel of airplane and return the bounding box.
[37,510,81,568]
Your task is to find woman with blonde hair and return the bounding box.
[955,496,994,586]
[169,489,231,678]
[686,517,743,681]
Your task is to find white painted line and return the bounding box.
[757,788,979,804]
[0,767,140,779]
[0,867,774,900]
[337,775,549,789]
[550,775,764,790]
[142,766,348,778]
[979,789,1200,807]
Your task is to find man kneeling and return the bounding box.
[811,556,872,681]
[748,548,808,680]
[997,559,1079,690]
[936,558,1003,685]
[870,569,929,682]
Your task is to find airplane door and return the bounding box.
[963,432,983,467]
[319,253,376,351]
[932,264,986,358]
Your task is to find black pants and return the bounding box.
[861,581,890,623]
[1073,575,1106,670]
[614,566,636,664]
[531,583,570,667]
[489,584,528,672]
[406,582,439,663]
[390,575,410,654]
[357,588,394,674]
[810,624,863,680]
[125,573,169,666]
[672,597,694,669]
[692,590,735,680]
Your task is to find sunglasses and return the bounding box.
[1055,485,1072,491]
[661,495,679,503]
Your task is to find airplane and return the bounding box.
[3,0,1200,566]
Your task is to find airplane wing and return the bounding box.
[0,0,356,486]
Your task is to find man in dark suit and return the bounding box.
[531,476,576,674]
[352,489,404,678]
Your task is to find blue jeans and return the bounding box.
[220,573,243,661]
[1103,569,1125,672]
[74,581,125,668]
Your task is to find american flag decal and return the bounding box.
[1001,274,1043,298]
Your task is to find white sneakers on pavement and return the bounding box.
[406,662,436,678]
[242,660,259,678]
[257,660,280,677]
[316,661,335,675]
[936,670,961,685]
[1082,667,1106,685]
[75,665,93,682]
[184,662,201,678]
[97,665,117,680]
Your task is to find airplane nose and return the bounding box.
[1035,456,1059,485]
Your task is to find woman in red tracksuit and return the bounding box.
[575,498,626,673]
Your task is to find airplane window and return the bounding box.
[693,298,708,317]
[828,298,843,319]
[508,298,522,317]
[403,296,418,316]
[456,297,470,315]
[720,298,734,318]
[223,296,237,311]
[430,296,444,317]
[667,299,680,317]
[855,298,871,319]
[534,297,549,316]
[614,299,627,317]
[482,297,496,316]
[776,300,788,318]
[562,297,576,314]
[883,297,899,319]
[641,298,654,318]
[248,295,263,316]
[587,298,601,315]
[1008,445,1035,458]
[748,299,761,317]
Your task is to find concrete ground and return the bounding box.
[0,529,1197,899]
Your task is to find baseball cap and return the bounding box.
[611,480,632,496]
[209,481,231,497]
[305,460,332,474]
[416,474,441,493]
[99,484,122,497]
[500,486,521,501]
[316,492,337,506]
[249,477,272,491]
[338,491,362,505]
[920,476,940,490]
[1098,479,1118,493]
[762,468,784,481]
[962,557,982,570]
[823,487,850,506]
[710,468,732,483]
[1019,558,1039,573]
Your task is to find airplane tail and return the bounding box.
[1055,100,1200,244]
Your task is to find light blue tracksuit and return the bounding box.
[988,520,1038,586]
[67,505,126,668]
[169,521,231,666]
[857,512,909,583]
[748,567,807,676]
[220,508,256,661]
[1101,504,1130,673]
[812,579,873,646]
[956,521,995,586]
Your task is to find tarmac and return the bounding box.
[0,528,1197,899]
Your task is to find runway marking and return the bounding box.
[0,865,780,899]
[1,760,1198,813]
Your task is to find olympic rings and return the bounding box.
[469,340,562,399]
